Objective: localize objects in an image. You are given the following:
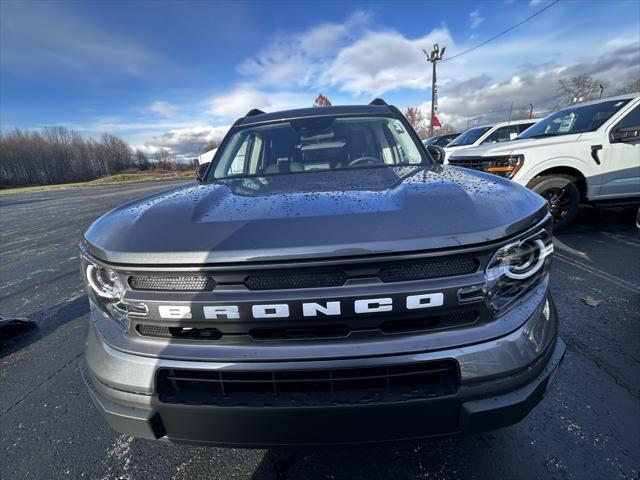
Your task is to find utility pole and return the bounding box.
[423,43,446,137]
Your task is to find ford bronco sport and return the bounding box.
[80,100,565,446]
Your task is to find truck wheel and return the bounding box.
[529,175,580,230]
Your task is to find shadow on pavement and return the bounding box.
[0,295,89,358]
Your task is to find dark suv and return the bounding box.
[80,99,565,446]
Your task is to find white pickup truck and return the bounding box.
[448,94,640,229]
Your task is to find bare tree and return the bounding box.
[133,149,150,170]
[0,127,138,188]
[313,93,332,107]
[616,78,640,95]
[404,107,429,139]
[155,148,176,170]
[511,106,532,120]
[556,75,606,107]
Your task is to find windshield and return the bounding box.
[447,126,492,147]
[209,115,427,179]
[519,99,631,139]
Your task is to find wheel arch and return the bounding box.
[527,166,587,202]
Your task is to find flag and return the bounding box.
[433,115,442,128]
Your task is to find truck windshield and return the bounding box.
[519,99,631,139]
[209,116,427,180]
[447,126,492,147]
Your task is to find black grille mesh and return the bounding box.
[245,271,348,290]
[129,275,215,291]
[448,157,491,171]
[378,256,478,282]
[157,359,459,407]
[137,324,222,340]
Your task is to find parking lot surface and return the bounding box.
[1,181,638,480]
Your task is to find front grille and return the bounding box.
[129,275,215,291]
[135,311,479,341]
[136,324,222,340]
[378,256,478,283]
[156,359,459,407]
[448,157,490,171]
[245,271,348,290]
[126,253,480,292]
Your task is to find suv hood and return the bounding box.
[84,166,546,265]
[448,134,582,158]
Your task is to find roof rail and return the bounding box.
[369,98,388,106]
[245,108,266,117]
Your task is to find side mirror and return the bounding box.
[611,125,640,143]
[196,162,210,181]
[426,145,446,164]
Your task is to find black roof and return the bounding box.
[238,104,394,126]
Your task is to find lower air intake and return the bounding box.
[156,359,459,407]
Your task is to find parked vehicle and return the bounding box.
[80,100,564,446]
[448,94,640,229]
[423,132,460,147]
[444,119,539,161]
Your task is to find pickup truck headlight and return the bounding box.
[81,256,130,331]
[485,154,524,178]
[485,225,553,315]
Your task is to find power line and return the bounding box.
[442,0,561,63]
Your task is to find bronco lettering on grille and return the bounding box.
[159,293,444,320]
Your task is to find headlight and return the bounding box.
[485,154,524,178]
[485,226,553,315]
[81,257,130,331]
[85,264,125,300]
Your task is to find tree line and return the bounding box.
[1,127,166,188]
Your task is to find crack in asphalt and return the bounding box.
[0,352,82,417]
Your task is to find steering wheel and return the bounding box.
[347,156,383,167]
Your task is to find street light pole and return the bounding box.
[423,44,446,138]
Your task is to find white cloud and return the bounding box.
[143,101,177,118]
[417,42,640,131]
[469,10,485,30]
[206,87,312,118]
[237,11,371,88]
[143,125,230,157]
[322,27,453,95]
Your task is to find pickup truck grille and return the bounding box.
[156,359,459,407]
[448,157,490,171]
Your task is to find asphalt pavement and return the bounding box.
[1,181,638,480]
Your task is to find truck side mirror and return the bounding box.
[196,162,210,181]
[611,125,640,143]
[426,145,446,164]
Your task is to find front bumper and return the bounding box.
[82,288,565,447]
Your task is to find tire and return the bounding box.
[528,175,581,231]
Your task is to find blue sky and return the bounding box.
[1,0,639,157]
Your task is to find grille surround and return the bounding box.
[156,359,459,407]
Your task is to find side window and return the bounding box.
[228,136,251,175]
[615,105,640,129]
[481,125,519,145]
[517,123,534,134]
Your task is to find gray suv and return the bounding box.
[80,100,565,446]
